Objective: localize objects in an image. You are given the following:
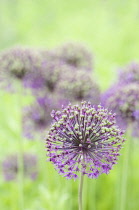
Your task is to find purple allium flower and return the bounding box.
[39,49,60,63]
[2,153,38,181]
[0,46,40,91]
[24,53,64,94]
[45,101,125,179]
[102,83,139,134]
[22,95,61,140]
[56,68,100,104]
[39,60,64,92]
[133,110,139,120]
[54,42,93,71]
[118,62,139,85]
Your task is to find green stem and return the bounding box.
[17,90,24,210]
[120,125,132,210]
[90,179,96,210]
[18,138,24,210]
[78,172,84,210]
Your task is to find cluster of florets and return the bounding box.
[22,96,60,139]
[38,60,65,92]
[102,60,139,136]
[46,101,125,179]
[118,62,139,85]
[103,83,139,127]
[24,51,64,93]
[2,153,38,181]
[133,110,139,120]
[0,46,40,91]
[54,42,93,71]
[56,67,100,104]
[102,61,139,128]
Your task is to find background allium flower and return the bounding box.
[39,49,60,63]
[118,62,139,85]
[133,110,139,120]
[22,95,61,140]
[24,53,64,94]
[56,68,100,104]
[0,46,40,91]
[102,83,139,135]
[54,42,93,70]
[2,153,38,181]
[46,101,125,179]
[39,60,64,92]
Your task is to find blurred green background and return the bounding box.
[1,0,139,209]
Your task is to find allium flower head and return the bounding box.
[24,54,64,93]
[39,60,64,92]
[118,62,139,85]
[39,49,60,63]
[55,42,93,70]
[57,68,100,104]
[103,83,139,133]
[2,153,38,181]
[0,46,40,91]
[46,101,125,179]
[133,110,139,120]
[23,95,61,140]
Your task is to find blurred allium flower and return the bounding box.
[102,83,139,134]
[39,49,60,63]
[2,153,38,181]
[118,62,139,85]
[24,53,64,93]
[23,95,61,140]
[38,60,64,92]
[0,46,40,91]
[57,68,100,104]
[133,110,139,120]
[54,42,93,70]
[46,101,125,179]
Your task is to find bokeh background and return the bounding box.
[1,0,139,209]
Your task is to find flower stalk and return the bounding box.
[120,125,132,210]
[78,172,84,210]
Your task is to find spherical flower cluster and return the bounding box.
[39,60,64,92]
[0,46,40,91]
[56,68,100,104]
[54,42,93,71]
[46,101,125,179]
[103,83,139,132]
[39,49,60,63]
[2,153,38,181]
[118,62,139,85]
[133,110,139,120]
[24,51,65,94]
[22,95,61,140]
